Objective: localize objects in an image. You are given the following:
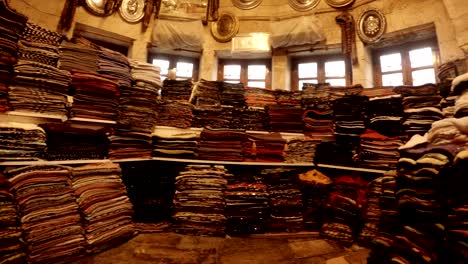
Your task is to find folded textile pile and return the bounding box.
[0,122,46,161]
[454,90,468,118]
[220,82,245,107]
[235,107,268,131]
[441,95,457,117]
[248,132,285,162]
[108,129,152,159]
[275,90,301,106]
[244,87,276,107]
[267,105,304,133]
[70,71,120,120]
[321,174,367,245]
[0,0,27,112]
[41,124,109,160]
[151,128,199,158]
[314,141,356,166]
[71,163,136,253]
[367,94,403,137]
[355,129,405,169]
[395,84,443,135]
[192,105,229,128]
[447,150,468,264]
[162,79,192,101]
[263,168,304,232]
[225,169,269,235]
[284,137,320,163]
[190,79,221,106]
[59,41,99,73]
[120,161,177,223]
[333,95,368,138]
[9,61,70,115]
[0,173,26,264]
[157,100,193,129]
[198,128,246,161]
[301,85,334,136]
[172,165,228,236]
[119,60,161,132]
[298,169,332,230]
[98,46,131,87]
[19,22,62,66]
[7,165,86,263]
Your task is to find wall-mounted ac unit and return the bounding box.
[231,33,270,56]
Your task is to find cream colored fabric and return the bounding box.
[151,19,204,50]
[269,15,325,48]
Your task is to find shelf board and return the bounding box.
[152,157,315,166]
[316,164,387,174]
[0,159,110,166]
[4,111,67,121]
[68,117,117,124]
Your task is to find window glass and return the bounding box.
[325,61,345,77]
[412,68,436,85]
[247,81,266,88]
[299,79,318,90]
[176,62,194,78]
[224,65,241,80]
[382,73,404,86]
[298,63,318,78]
[325,78,346,87]
[409,47,433,68]
[380,53,402,72]
[153,59,169,76]
[248,65,267,80]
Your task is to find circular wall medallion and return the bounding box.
[85,0,119,16]
[289,0,320,11]
[120,0,145,23]
[211,12,239,43]
[357,8,386,43]
[232,0,262,10]
[325,0,355,8]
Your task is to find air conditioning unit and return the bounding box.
[231,33,270,56]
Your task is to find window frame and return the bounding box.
[291,54,351,91]
[218,59,272,89]
[148,52,200,81]
[372,38,440,87]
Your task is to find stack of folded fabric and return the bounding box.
[190,79,221,106]
[151,128,200,158]
[314,141,356,166]
[0,122,46,161]
[275,90,302,106]
[118,60,161,132]
[71,163,136,253]
[41,124,109,160]
[298,169,332,230]
[59,40,99,73]
[108,129,152,159]
[98,46,132,87]
[0,173,26,264]
[70,71,120,121]
[235,107,268,131]
[267,105,304,133]
[321,174,367,245]
[447,150,468,264]
[441,95,457,117]
[172,165,228,236]
[394,84,443,135]
[198,128,246,161]
[7,165,86,263]
[9,22,69,116]
[366,93,403,137]
[162,79,193,101]
[192,105,229,128]
[157,100,193,128]
[451,72,468,118]
[0,0,27,112]
[284,136,320,163]
[248,132,286,162]
[225,168,269,235]
[301,85,334,137]
[263,168,304,232]
[454,90,468,118]
[355,129,405,169]
[244,87,276,107]
[220,82,245,107]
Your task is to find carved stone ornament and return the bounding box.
[325,0,355,8]
[119,0,145,23]
[289,0,320,11]
[357,8,386,43]
[231,0,262,10]
[210,12,239,43]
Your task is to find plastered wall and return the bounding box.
[8,0,467,89]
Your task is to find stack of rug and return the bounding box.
[244,87,276,107]
[220,82,245,107]
[108,129,153,159]
[0,122,46,161]
[59,40,99,73]
[267,105,304,133]
[248,132,286,162]
[161,79,193,101]
[190,79,221,106]
[198,128,246,161]
[157,100,193,129]
[151,128,199,158]
[284,137,320,163]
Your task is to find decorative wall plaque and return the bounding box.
[231,0,262,10]
[210,12,239,43]
[288,0,320,11]
[84,0,122,16]
[120,0,145,23]
[325,0,355,8]
[357,8,386,43]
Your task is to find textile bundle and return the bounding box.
[366,92,403,138]
[7,165,86,263]
[108,129,153,159]
[0,173,26,264]
[355,130,405,169]
[172,165,228,236]
[59,41,99,73]
[71,163,136,253]
[192,105,228,128]
[301,85,334,137]
[198,128,246,161]
[0,122,46,161]
[267,105,304,133]
[244,87,276,107]
[248,132,285,162]
[284,137,320,163]
[190,79,221,106]
[19,22,62,66]
[157,100,193,129]
[162,79,193,101]
[275,90,302,106]
[235,107,269,131]
[151,128,199,158]
[98,46,132,87]
[220,82,245,107]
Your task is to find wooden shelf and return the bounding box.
[316,164,387,174]
[68,117,117,124]
[152,157,315,166]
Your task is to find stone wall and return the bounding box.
[8,0,467,89]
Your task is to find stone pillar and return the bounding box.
[272,49,290,90]
[442,0,468,56]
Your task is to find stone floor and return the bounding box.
[72,232,370,264]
